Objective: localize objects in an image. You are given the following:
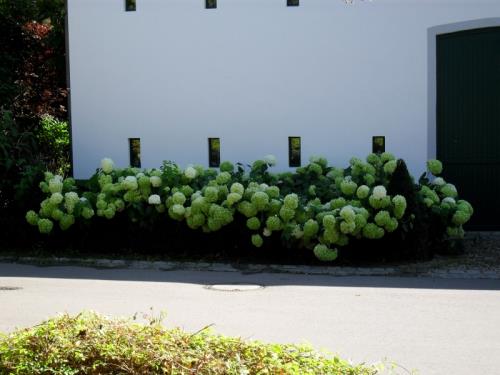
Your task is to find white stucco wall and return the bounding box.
[67,0,500,178]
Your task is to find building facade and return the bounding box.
[67,0,500,227]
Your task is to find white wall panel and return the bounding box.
[67,0,500,178]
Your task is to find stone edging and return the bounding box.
[1,256,499,279]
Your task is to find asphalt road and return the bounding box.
[1,263,500,375]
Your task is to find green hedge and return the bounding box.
[0,312,377,374]
[25,153,473,261]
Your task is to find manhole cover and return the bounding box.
[206,284,264,292]
[0,286,22,291]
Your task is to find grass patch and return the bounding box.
[0,312,377,374]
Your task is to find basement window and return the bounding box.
[288,137,301,167]
[206,0,217,9]
[372,136,385,154]
[208,138,220,167]
[129,138,141,167]
[287,0,299,6]
[125,0,136,12]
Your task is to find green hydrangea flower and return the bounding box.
[322,215,336,230]
[172,204,186,216]
[457,200,473,215]
[380,152,395,163]
[366,153,381,166]
[204,186,219,203]
[216,172,231,185]
[81,207,95,219]
[237,201,258,218]
[149,176,162,188]
[323,228,340,244]
[432,177,446,187]
[364,174,376,186]
[392,195,407,219]
[64,192,80,214]
[340,179,357,196]
[266,216,282,232]
[331,197,347,209]
[49,192,64,205]
[219,161,234,173]
[283,194,299,210]
[326,167,344,180]
[374,210,391,227]
[279,206,295,222]
[246,217,261,231]
[48,176,63,194]
[441,183,458,198]
[251,234,264,248]
[26,210,39,226]
[38,218,53,234]
[230,183,244,195]
[354,214,367,229]
[101,158,114,174]
[184,166,198,179]
[340,206,356,223]
[362,223,385,239]
[172,192,186,205]
[59,214,75,230]
[39,181,49,193]
[356,185,370,200]
[187,213,206,229]
[227,192,242,206]
[251,191,269,211]
[313,244,338,262]
[308,163,323,176]
[383,160,397,174]
[303,219,319,238]
[266,186,280,199]
[122,176,138,191]
[51,209,64,221]
[340,221,356,234]
[427,159,443,175]
[385,218,399,232]
[452,210,471,225]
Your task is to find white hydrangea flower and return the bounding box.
[100,158,114,174]
[432,177,446,186]
[123,176,138,190]
[263,154,277,166]
[442,197,456,205]
[48,176,63,194]
[372,186,387,199]
[150,176,162,187]
[148,194,161,205]
[136,173,145,178]
[184,166,197,179]
[263,228,272,237]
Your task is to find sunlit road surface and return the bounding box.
[1,263,500,375]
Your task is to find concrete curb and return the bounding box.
[1,256,499,279]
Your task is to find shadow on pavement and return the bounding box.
[1,262,500,291]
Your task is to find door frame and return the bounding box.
[427,18,500,162]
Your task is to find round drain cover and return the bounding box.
[0,286,22,291]
[206,284,263,292]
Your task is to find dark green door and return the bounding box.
[437,27,500,229]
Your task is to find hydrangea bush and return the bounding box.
[26,154,473,262]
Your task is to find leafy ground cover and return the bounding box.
[0,312,378,375]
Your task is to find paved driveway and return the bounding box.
[1,263,500,375]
